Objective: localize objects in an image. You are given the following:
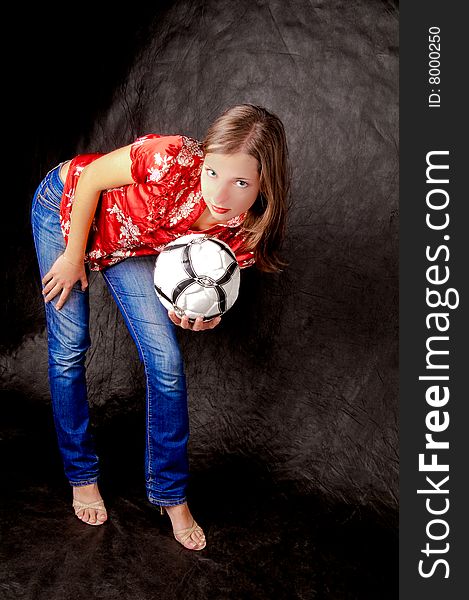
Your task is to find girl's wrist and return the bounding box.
[61,253,83,268]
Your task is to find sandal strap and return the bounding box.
[173,520,202,545]
[73,499,107,513]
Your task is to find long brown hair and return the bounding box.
[203,104,291,272]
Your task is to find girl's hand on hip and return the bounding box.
[168,311,221,331]
[41,254,88,310]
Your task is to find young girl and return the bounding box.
[31,104,290,550]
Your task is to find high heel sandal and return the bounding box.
[72,498,107,526]
[160,506,206,550]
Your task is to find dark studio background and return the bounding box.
[1,1,399,599]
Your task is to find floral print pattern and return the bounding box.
[107,204,141,246]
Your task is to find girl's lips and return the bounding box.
[212,205,230,214]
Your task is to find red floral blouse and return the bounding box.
[60,134,256,271]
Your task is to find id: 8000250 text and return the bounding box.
[428,26,441,109]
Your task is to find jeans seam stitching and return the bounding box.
[70,478,99,487]
[147,496,187,507]
[35,164,64,213]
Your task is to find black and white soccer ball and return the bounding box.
[154,233,241,321]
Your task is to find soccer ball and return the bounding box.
[154,233,241,321]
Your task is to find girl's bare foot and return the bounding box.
[72,483,107,525]
[163,502,206,550]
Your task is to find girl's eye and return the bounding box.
[236,180,248,188]
[206,169,216,177]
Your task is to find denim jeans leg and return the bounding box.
[31,166,99,486]
[102,256,189,507]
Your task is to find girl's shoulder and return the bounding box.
[130,134,204,184]
[131,133,203,157]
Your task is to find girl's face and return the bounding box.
[200,152,261,222]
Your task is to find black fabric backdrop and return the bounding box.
[2,1,398,597]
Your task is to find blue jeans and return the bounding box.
[30,164,189,507]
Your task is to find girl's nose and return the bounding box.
[213,184,229,205]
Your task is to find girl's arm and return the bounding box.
[42,145,134,310]
[63,145,134,264]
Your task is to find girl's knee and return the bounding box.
[144,350,186,384]
[47,325,91,366]
[48,340,90,367]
